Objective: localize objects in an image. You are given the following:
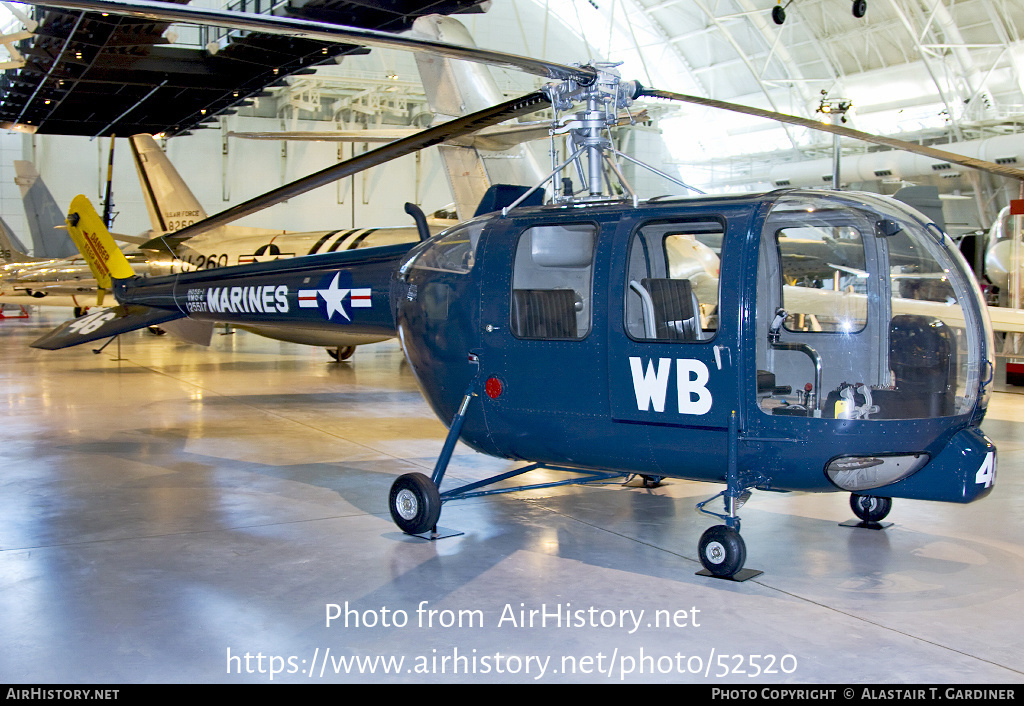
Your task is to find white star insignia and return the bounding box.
[318,272,351,321]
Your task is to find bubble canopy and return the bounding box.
[756,190,993,422]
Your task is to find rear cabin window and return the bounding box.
[510,223,597,340]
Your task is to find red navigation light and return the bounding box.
[485,377,503,399]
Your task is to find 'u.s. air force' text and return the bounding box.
[185,286,289,314]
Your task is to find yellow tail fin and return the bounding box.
[65,194,134,303]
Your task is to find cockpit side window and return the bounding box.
[624,220,722,342]
[776,222,868,333]
[510,223,597,340]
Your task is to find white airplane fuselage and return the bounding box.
[172,223,440,271]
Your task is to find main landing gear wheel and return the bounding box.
[850,494,892,523]
[327,346,355,361]
[389,472,442,535]
[698,525,746,578]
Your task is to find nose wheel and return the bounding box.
[327,346,356,361]
[850,493,892,523]
[841,493,894,529]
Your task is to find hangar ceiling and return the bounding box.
[553,0,1024,142]
[553,0,1024,194]
[511,0,1024,226]
[0,0,488,137]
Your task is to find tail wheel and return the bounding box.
[698,525,746,578]
[328,346,356,361]
[389,473,442,535]
[850,494,892,523]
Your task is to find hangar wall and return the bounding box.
[0,118,456,244]
[0,130,24,238]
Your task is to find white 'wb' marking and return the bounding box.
[629,357,713,415]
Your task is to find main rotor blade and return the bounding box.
[227,130,420,143]
[31,0,595,83]
[643,89,1024,182]
[156,90,549,245]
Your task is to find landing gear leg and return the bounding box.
[387,387,474,540]
[695,412,763,581]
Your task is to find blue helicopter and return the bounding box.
[31,0,1017,580]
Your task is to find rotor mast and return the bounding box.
[536,64,702,205]
[545,64,636,200]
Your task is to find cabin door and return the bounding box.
[474,216,615,461]
[608,216,737,433]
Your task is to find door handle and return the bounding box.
[714,345,730,370]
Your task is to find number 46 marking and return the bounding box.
[67,311,116,336]
[975,452,996,488]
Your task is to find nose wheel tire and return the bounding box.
[698,525,746,578]
[389,472,442,535]
[850,494,892,523]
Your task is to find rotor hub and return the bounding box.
[541,64,647,201]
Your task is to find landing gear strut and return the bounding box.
[386,380,624,540]
[387,386,475,539]
[695,412,763,581]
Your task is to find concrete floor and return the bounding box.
[2,308,1023,684]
